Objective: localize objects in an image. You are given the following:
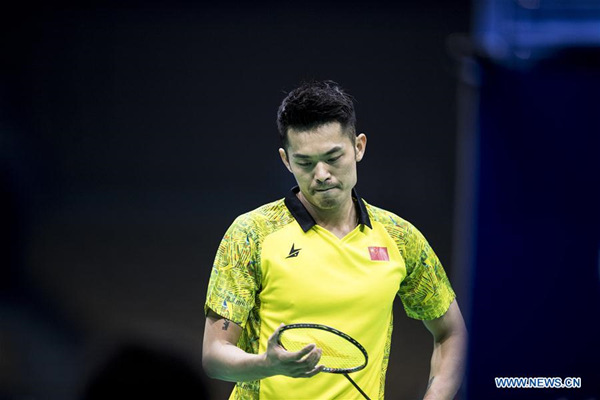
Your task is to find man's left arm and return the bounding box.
[422,299,467,400]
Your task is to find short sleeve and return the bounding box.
[204,215,260,328]
[398,224,455,320]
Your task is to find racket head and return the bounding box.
[277,323,368,374]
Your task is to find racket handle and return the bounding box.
[343,373,371,400]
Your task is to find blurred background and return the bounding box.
[1,0,598,399]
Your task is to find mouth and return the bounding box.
[314,187,336,193]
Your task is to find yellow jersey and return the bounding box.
[205,187,455,399]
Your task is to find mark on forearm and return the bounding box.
[222,320,231,331]
[426,376,435,391]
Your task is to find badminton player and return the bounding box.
[202,80,467,399]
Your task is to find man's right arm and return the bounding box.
[202,309,324,382]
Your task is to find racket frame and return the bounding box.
[276,323,368,374]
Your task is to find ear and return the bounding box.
[355,133,367,162]
[279,148,293,173]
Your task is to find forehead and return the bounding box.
[287,122,353,155]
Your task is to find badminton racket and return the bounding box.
[277,323,371,400]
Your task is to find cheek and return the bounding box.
[291,169,311,185]
[337,160,356,177]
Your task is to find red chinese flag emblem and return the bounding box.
[368,246,389,261]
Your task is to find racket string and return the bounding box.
[279,327,366,371]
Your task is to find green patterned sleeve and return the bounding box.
[398,223,455,321]
[204,214,260,328]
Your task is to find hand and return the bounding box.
[263,323,324,378]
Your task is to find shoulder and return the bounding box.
[362,200,429,257]
[226,198,295,240]
[363,201,418,237]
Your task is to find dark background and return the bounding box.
[1,1,468,398]
[2,1,599,399]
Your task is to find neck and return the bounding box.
[297,191,358,237]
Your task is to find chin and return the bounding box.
[311,194,340,209]
[316,200,338,210]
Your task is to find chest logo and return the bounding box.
[368,246,390,261]
[286,243,301,259]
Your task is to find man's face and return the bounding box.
[279,122,367,211]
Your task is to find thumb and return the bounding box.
[268,323,286,345]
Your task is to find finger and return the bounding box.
[289,361,320,378]
[310,348,322,368]
[313,347,322,363]
[299,347,321,368]
[288,343,316,360]
[301,364,325,378]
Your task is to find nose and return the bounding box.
[314,161,331,184]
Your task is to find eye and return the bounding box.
[296,161,312,167]
[328,155,342,163]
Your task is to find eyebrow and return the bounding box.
[292,146,343,159]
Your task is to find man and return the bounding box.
[203,80,467,399]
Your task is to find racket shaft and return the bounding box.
[343,373,371,400]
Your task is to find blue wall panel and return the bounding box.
[467,53,600,399]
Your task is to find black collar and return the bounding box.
[284,186,372,233]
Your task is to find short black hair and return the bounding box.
[277,80,356,149]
